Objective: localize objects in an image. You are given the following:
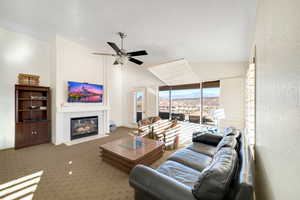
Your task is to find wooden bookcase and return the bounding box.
[15,85,51,149]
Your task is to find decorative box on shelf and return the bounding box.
[18,73,40,86]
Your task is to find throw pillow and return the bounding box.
[192,132,223,146]
[139,119,151,127]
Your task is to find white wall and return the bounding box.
[54,36,123,143]
[55,35,105,107]
[0,27,51,150]
[220,77,245,129]
[254,0,300,200]
[54,36,122,125]
[121,64,164,127]
[108,64,123,126]
[190,62,247,81]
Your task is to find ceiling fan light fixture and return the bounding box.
[116,55,128,65]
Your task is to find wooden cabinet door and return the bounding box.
[16,122,50,149]
[33,122,50,144]
[15,124,33,148]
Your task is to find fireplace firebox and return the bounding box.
[71,116,98,140]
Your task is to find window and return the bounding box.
[159,90,170,119]
[202,83,220,125]
[158,81,220,125]
[171,89,201,122]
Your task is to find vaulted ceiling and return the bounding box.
[0,0,257,63]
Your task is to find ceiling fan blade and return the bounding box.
[127,50,148,57]
[129,57,143,65]
[107,42,121,55]
[92,52,116,56]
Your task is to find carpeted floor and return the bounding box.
[0,127,176,200]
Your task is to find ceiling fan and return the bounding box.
[93,32,148,65]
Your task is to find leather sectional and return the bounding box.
[129,129,254,200]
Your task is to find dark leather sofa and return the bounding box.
[129,129,254,200]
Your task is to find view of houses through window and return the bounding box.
[159,81,220,125]
[158,90,171,120]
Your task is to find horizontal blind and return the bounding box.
[159,81,220,91]
[159,83,200,91]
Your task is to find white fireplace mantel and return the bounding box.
[57,103,111,113]
[55,109,109,146]
[54,103,110,145]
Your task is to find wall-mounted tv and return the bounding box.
[68,81,103,103]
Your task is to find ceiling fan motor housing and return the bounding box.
[93,32,148,65]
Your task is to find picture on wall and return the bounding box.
[68,81,103,103]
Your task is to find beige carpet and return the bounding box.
[0,128,175,200]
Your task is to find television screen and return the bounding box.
[68,81,103,103]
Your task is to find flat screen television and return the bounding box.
[68,81,103,103]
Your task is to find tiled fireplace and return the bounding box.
[70,116,98,140]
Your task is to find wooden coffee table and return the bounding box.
[100,136,164,173]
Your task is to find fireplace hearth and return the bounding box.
[71,116,98,140]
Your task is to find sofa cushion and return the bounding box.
[192,132,223,145]
[187,143,217,157]
[167,149,212,171]
[192,148,238,200]
[216,136,237,151]
[157,160,201,188]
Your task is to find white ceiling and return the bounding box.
[0,0,257,63]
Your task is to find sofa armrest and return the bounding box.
[129,165,197,200]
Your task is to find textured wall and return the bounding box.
[255,0,300,199]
